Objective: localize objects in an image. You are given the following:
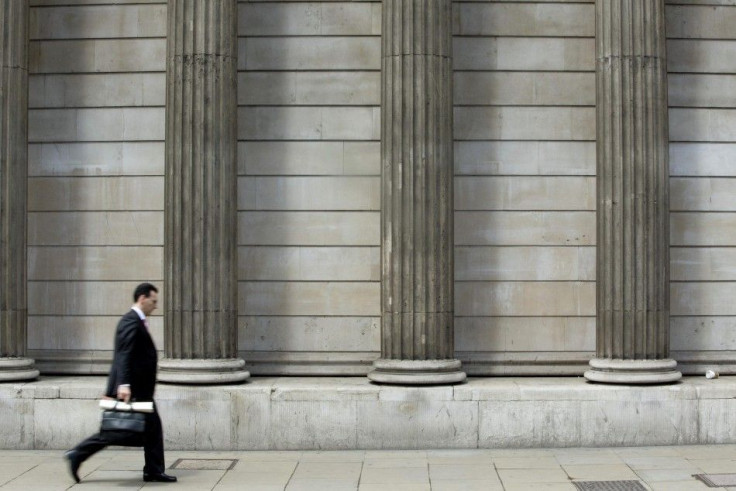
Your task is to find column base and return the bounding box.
[157,358,250,384]
[368,359,466,385]
[585,358,682,384]
[0,358,40,382]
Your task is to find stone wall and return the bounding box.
[23,0,736,375]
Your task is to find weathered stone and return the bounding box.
[0,0,38,382]
[368,0,464,385]
[586,0,680,384]
[158,0,248,385]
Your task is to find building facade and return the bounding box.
[2,0,736,383]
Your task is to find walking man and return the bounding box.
[64,283,177,483]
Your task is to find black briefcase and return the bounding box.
[100,406,146,433]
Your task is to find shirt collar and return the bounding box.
[131,306,146,321]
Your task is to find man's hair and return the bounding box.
[133,282,158,302]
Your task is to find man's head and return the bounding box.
[133,283,158,316]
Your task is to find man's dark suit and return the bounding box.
[70,310,165,475]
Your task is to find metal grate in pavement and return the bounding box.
[694,473,736,487]
[573,481,648,491]
[170,458,238,470]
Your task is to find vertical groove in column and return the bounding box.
[0,0,37,381]
[586,0,679,384]
[161,0,247,384]
[370,0,464,385]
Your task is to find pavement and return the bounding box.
[3,446,736,490]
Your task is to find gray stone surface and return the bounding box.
[2,376,736,450]
[369,0,464,386]
[160,0,247,385]
[0,0,38,382]
[587,0,680,385]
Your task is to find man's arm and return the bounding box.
[115,315,138,401]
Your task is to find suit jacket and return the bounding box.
[105,310,158,401]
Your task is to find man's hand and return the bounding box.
[117,385,131,402]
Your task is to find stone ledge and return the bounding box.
[2,376,735,450]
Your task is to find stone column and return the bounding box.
[585,0,681,384]
[368,0,465,385]
[0,0,38,382]
[158,0,249,384]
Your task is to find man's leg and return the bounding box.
[143,410,165,475]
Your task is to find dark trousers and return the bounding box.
[72,409,165,474]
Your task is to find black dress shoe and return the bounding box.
[143,472,178,483]
[63,450,81,483]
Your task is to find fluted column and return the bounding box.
[158,0,249,384]
[0,0,38,382]
[368,0,465,385]
[585,0,681,384]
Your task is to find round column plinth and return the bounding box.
[368,359,466,385]
[585,358,682,385]
[157,358,250,384]
[0,358,39,382]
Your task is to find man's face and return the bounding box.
[138,291,158,316]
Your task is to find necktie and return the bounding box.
[143,318,149,330]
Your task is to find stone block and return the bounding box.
[94,39,166,72]
[668,40,736,73]
[239,141,343,175]
[239,316,379,352]
[28,315,163,350]
[455,246,595,281]
[157,398,233,450]
[454,141,595,176]
[453,38,593,71]
[455,317,595,352]
[356,400,478,449]
[30,39,165,73]
[454,72,594,106]
[28,281,164,316]
[455,107,595,141]
[669,74,736,108]
[268,377,377,402]
[239,281,379,316]
[28,109,77,143]
[28,177,163,211]
[241,176,379,210]
[30,73,165,108]
[455,281,595,316]
[30,5,165,39]
[672,282,736,316]
[34,399,100,449]
[238,72,297,105]
[0,398,33,449]
[455,211,595,246]
[672,316,736,351]
[344,142,380,175]
[455,176,595,211]
[29,211,164,246]
[479,400,581,448]
[671,177,736,211]
[29,245,163,280]
[671,108,736,142]
[579,399,698,446]
[28,142,164,177]
[240,37,380,70]
[672,247,736,281]
[671,212,736,246]
[458,3,593,36]
[238,211,379,246]
[670,143,736,177]
[239,3,376,36]
[295,72,379,105]
[667,5,736,39]
[270,400,358,449]
[239,246,379,280]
